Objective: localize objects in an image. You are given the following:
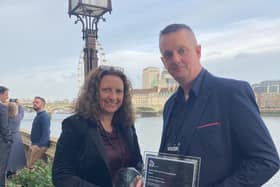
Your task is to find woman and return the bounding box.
[7,102,26,176]
[52,66,143,187]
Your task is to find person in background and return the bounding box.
[15,98,24,121]
[27,96,50,169]
[157,23,280,186]
[7,102,26,177]
[52,66,143,187]
[0,85,12,186]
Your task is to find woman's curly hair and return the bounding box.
[74,66,135,127]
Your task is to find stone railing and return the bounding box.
[20,129,57,159]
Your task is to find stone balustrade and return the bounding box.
[20,129,57,159]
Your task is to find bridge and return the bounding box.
[21,102,163,117]
[21,102,74,114]
[135,104,163,117]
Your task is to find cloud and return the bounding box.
[2,55,80,100]
[204,48,280,84]
[104,17,280,89]
[3,70,79,100]
[105,50,163,88]
[1,1,280,99]
[200,17,280,61]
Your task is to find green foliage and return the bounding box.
[8,159,54,187]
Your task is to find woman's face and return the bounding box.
[99,75,124,115]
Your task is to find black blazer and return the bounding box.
[52,115,143,187]
[159,70,280,187]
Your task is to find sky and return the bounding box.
[1,0,280,100]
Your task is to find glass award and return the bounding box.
[113,167,141,187]
[143,152,201,187]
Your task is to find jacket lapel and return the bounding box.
[179,92,209,155]
[87,120,111,171]
[120,126,134,154]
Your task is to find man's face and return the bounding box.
[0,90,9,103]
[159,29,202,86]
[33,98,44,111]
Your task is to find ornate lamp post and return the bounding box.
[68,0,112,78]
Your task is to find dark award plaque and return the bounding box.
[143,152,201,187]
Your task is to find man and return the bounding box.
[0,86,12,186]
[27,96,50,169]
[158,24,280,186]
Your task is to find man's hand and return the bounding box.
[30,144,40,151]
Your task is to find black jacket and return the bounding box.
[159,70,280,186]
[52,115,143,187]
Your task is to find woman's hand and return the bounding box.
[132,175,144,187]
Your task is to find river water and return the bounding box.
[21,113,279,186]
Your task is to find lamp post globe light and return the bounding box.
[68,0,112,78]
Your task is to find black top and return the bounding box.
[98,124,131,180]
[52,114,143,187]
[162,68,205,154]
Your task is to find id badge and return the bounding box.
[167,142,180,154]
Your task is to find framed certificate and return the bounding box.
[143,152,201,187]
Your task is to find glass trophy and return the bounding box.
[113,167,141,187]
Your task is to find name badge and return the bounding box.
[167,142,180,153]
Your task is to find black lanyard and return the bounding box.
[164,93,194,154]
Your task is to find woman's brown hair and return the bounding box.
[8,102,18,118]
[74,66,135,127]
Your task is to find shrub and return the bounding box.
[8,159,54,187]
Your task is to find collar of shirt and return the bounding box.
[36,110,46,115]
[176,68,206,100]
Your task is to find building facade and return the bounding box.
[142,67,160,89]
[132,87,176,111]
[142,67,177,89]
[252,80,280,110]
[252,80,280,94]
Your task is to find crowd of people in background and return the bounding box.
[0,85,51,186]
